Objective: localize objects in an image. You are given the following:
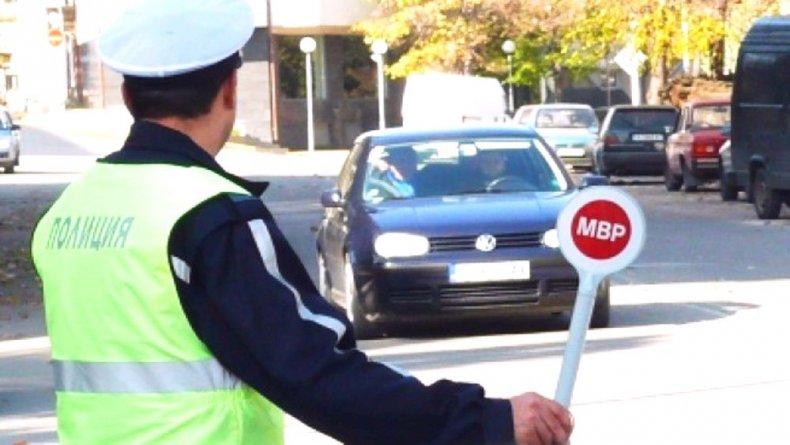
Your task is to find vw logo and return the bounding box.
[475,234,497,252]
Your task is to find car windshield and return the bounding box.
[535,108,597,129]
[609,109,678,134]
[362,139,568,203]
[691,104,730,130]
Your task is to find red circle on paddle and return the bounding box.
[570,200,631,260]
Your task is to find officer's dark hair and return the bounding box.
[122,53,242,120]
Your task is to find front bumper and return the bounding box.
[352,249,579,324]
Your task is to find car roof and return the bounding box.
[359,125,541,146]
[743,15,790,45]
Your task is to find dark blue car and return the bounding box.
[316,125,610,338]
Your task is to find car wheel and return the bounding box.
[3,165,13,174]
[317,251,332,302]
[590,279,610,329]
[344,253,380,339]
[664,166,682,191]
[681,161,697,193]
[752,168,782,220]
[719,162,738,201]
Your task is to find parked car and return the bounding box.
[593,105,679,177]
[513,103,599,170]
[0,109,21,174]
[316,125,610,338]
[729,16,790,219]
[664,100,730,192]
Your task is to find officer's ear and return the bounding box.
[220,71,238,111]
[121,82,136,119]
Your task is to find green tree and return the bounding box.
[354,0,515,78]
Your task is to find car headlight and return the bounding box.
[374,232,430,259]
[0,139,10,150]
[542,229,560,249]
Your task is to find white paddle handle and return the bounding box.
[555,271,603,407]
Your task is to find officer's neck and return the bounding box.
[148,116,226,158]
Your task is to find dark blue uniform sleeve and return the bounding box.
[169,195,514,445]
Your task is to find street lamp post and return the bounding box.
[501,39,515,114]
[299,37,317,152]
[371,39,388,129]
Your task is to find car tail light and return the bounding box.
[692,139,718,157]
[603,134,619,146]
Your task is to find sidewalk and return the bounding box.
[19,107,349,178]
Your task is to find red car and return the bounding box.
[664,100,730,192]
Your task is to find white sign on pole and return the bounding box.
[554,186,646,407]
[613,45,647,106]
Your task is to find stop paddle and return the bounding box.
[554,186,646,407]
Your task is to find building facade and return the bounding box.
[71,0,401,149]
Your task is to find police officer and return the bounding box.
[31,0,573,444]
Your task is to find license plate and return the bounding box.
[632,134,664,142]
[448,261,531,284]
[557,148,586,158]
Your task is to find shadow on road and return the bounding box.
[362,298,757,348]
[367,335,662,371]
[610,300,759,328]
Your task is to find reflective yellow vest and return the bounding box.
[31,163,283,444]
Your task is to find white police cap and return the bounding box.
[98,0,254,78]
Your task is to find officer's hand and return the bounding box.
[510,392,573,445]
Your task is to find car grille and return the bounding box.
[389,287,433,304]
[388,281,541,308]
[429,232,543,252]
[439,281,539,308]
[546,278,579,294]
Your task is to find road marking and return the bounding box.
[0,336,50,355]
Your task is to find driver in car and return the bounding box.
[373,147,419,198]
[474,150,508,188]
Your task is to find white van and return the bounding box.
[401,72,508,128]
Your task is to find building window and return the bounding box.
[341,36,376,98]
[277,35,326,99]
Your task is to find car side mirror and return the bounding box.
[579,173,610,189]
[320,189,344,208]
[10,124,20,131]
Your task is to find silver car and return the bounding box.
[0,110,21,174]
[513,103,599,170]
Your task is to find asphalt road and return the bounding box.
[1,125,789,444]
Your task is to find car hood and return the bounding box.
[536,128,597,147]
[367,191,576,236]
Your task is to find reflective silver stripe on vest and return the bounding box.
[53,358,242,393]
